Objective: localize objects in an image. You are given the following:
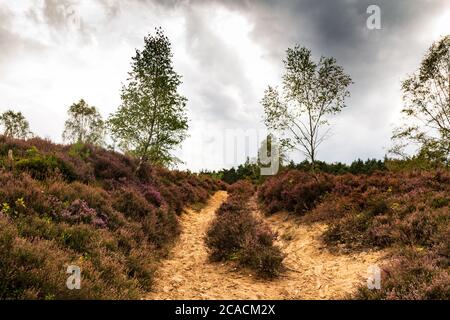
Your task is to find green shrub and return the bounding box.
[68,142,91,160]
[16,155,76,181]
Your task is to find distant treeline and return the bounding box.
[202,158,387,185]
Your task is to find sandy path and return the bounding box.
[146,191,386,300]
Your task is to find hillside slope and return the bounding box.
[258,170,450,299]
[0,136,223,299]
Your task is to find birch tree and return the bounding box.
[261,46,352,169]
[108,28,188,168]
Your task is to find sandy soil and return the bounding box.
[146,191,386,300]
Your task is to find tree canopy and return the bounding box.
[391,35,450,166]
[0,110,32,139]
[108,28,188,168]
[62,99,105,145]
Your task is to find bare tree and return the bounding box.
[261,46,352,170]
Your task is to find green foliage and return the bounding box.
[108,27,188,168]
[288,158,387,175]
[63,99,105,145]
[261,46,352,166]
[69,142,91,160]
[386,151,448,171]
[205,158,387,185]
[15,153,77,181]
[391,35,450,165]
[0,110,32,139]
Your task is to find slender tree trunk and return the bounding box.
[310,148,316,173]
[307,106,316,174]
[135,107,156,174]
[136,155,147,174]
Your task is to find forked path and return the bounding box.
[146,191,386,300]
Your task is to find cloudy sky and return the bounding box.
[0,0,449,171]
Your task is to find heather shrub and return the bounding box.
[159,184,184,214]
[0,227,77,299]
[258,168,449,299]
[142,184,163,207]
[206,181,283,278]
[125,245,157,290]
[206,205,257,261]
[320,172,449,249]
[354,249,450,300]
[2,212,158,299]
[142,210,179,248]
[0,136,56,158]
[216,196,244,215]
[58,223,99,253]
[227,180,255,201]
[0,172,47,217]
[216,179,229,191]
[258,170,333,215]
[112,186,156,220]
[87,147,135,181]
[0,215,139,299]
[46,181,120,224]
[240,241,284,278]
[61,199,107,228]
[59,148,94,182]
[111,186,179,247]
[0,136,222,299]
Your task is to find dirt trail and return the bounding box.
[146,191,386,300]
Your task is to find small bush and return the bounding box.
[227,180,255,201]
[206,181,283,278]
[354,249,450,300]
[258,171,333,215]
[15,154,77,181]
[112,187,156,220]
